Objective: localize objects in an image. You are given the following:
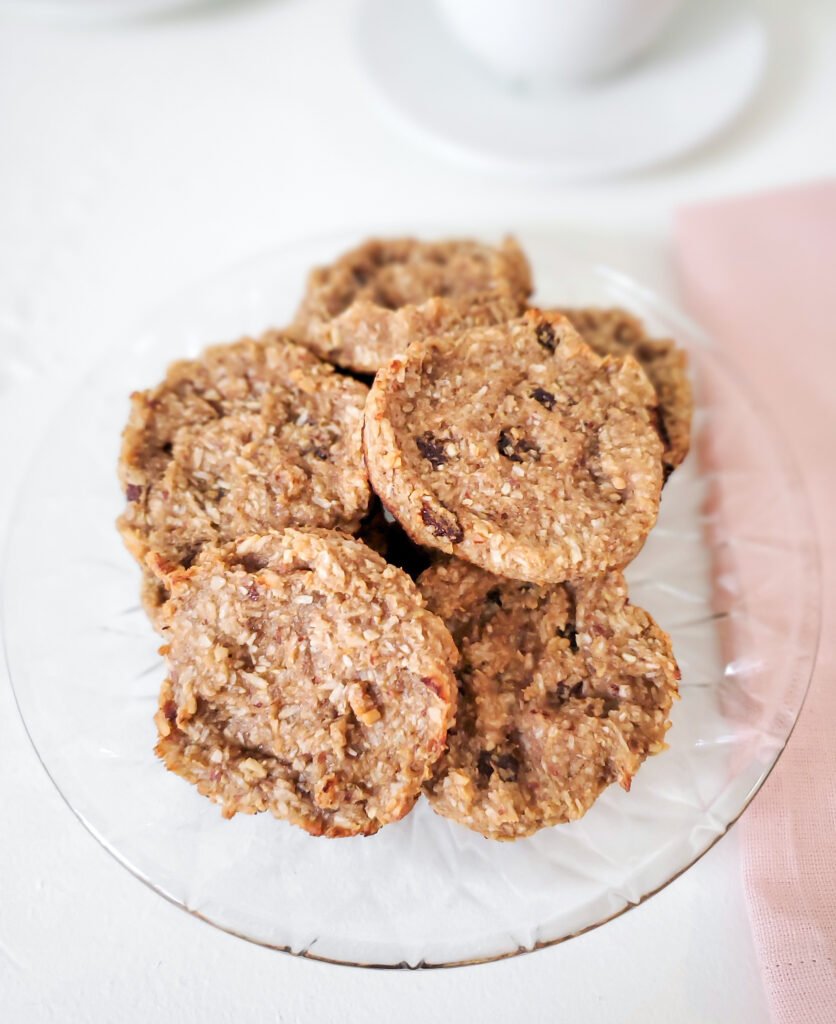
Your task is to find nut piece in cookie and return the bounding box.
[117,332,371,628]
[418,558,680,840]
[290,236,532,374]
[364,309,664,584]
[154,529,458,838]
[559,307,693,474]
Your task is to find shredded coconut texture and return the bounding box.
[290,236,532,373]
[419,558,680,840]
[154,529,458,837]
[560,306,693,473]
[364,309,664,583]
[117,332,370,626]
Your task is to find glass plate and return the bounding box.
[3,231,819,968]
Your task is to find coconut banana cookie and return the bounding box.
[560,306,693,473]
[116,232,689,842]
[117,332,370,626]
[290,236,532,374]
[153,529,457,837]
[418,558,680,840]
[364,309,664,583]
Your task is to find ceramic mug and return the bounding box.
[435,0,688,85]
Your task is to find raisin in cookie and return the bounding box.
[364,310,663,583]
[418,558,679,840]
[154,529,457,837]
[560,307,693,473]
[290,236,532,374]
[118,332,370,627]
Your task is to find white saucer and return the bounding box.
[354,0,767,179]
[0,0,214,22]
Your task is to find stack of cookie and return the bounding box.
[117,236,690,841]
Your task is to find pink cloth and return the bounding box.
[676,181,836,1024]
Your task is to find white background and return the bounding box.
[1,1,834,1021]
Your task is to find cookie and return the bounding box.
[290,236,532,374]
[364,309,664,583]
[560,307,693,473]
[418,558,679,840]
[118,332,371,625]
[154,529,458,837]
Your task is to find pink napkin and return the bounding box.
[676,181,836,1023]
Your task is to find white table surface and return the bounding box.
[1,1,834,1020]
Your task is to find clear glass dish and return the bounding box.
[3,231,819,968]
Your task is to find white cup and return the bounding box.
[435,0,688,85]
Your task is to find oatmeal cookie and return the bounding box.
[154,529,457,837]
[364,309,663,583]
[118,332,370,623]
[419,558,679,840]
[560,307,693,473]
[290,236,532,373]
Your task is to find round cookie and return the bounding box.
[364,309,664,584]
[118,332,371,625]
[560,307,693,474]
[154,529,458,837]
[290,236,532,374]
[418,558,680,840]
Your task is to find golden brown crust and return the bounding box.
[139,568,170,633]
[364,309,664,583]
[154,529,458,837]
[419,558,680,840]
[290,236,532,373]
[559,307,693,472]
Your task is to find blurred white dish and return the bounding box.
[355,0,767,179]
[3,230,818,968]
[0,0,213,21]
[435,0,687,86]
